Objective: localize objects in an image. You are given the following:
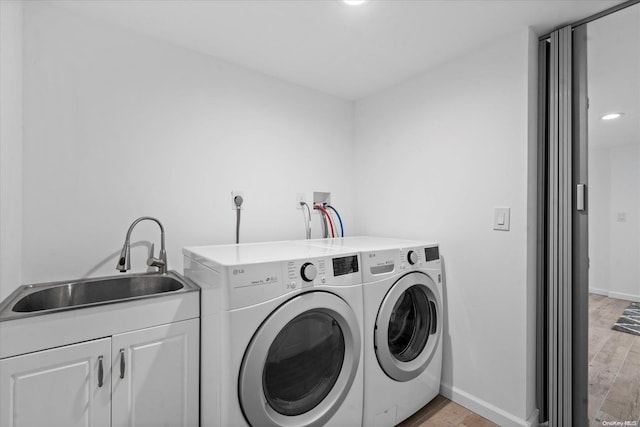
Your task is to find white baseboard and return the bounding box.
[589,288,640,303]
[608,291,640,303]
[589,287,608,296]
[440,383,534,427]
[527,408,540,427]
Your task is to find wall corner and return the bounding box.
[0,0,24,300]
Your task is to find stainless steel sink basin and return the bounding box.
[0,271,199,321]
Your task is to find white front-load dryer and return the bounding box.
[301,237,443,427]
[183,241,364,427]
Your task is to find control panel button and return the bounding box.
[300,262,317,282]
[407,250,418,265]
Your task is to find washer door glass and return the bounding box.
[263,311,345,416]
[239,291,361,427]
[375,272,440,382]
[387,286,431,362]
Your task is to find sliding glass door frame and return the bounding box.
[537,23,588,427]
[572,23,589,427]
[537,1,639,424]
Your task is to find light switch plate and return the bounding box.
[494,207,510,231]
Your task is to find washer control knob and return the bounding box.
[407,250,418,265]
[300,263,317,282]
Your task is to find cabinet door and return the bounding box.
[111,318,199,427]
[0,338,111,427]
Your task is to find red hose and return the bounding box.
[315,205,335,238]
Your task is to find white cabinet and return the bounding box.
[0,338,112,427]
[0,318,199,427]
[111,319,199,427]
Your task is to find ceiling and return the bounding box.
[49,0,625,100]
[587,3,640,149]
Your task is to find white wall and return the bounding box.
[0,0,23,302]
[7,4,542,424]
[589,147,611,295]
[17,2,354,291]
[353,30,537,426]
[590,144,640,302]
[609,144,640,301]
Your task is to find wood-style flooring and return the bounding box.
[397,395,497,427]
[589,293,640,426]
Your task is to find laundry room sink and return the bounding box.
[0,271,198,321]
[0,270,200,359]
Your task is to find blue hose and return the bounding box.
[326,205,344,237]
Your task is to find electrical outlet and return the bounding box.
[313,192,331,208]
[296,193,307,209]
[231,191,244,210]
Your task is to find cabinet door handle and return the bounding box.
[98,355,104,387]
[119,349,125,379]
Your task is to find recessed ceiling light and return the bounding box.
[343,0,367,5]
[601,113,623,120]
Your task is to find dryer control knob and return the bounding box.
[300,263,317,282]
[407,250,418,265]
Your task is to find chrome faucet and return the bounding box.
[116,216,167,274]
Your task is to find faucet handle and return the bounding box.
[146,257,165,266]
[146,243,166,272]
[146,243,157,265]
[147,256,166,269]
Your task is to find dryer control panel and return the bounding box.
[400,245,440,269]
[361,245,441,283]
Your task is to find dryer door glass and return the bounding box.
[388,285,431,362]
[262,310,345,416]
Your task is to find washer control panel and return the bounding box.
[285,253,361,290]
[287,258,327,289]
[300,262,318,282]
[425,246,440,262]
[407,250,418,265]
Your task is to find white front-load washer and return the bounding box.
[301,237,443,427]
[183,241,364,427]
